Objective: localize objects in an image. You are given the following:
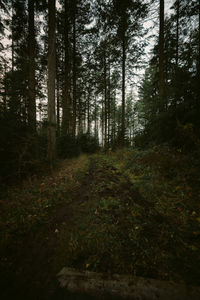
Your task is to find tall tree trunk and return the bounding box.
[47,0,56,161]
[87,93,90,135]
[198,0,200,77]
[175,0,179,67]
[174,0,179,109]
[94,95,97,139]
[78,97,83,135]
[103,50,107,147]
[3,64,7,112]
[72,5,77,137]
[107,61,111,146]
[113,91,116,144]
[28,0,36,131]
[11,0,14,73]
[121,34,126,143]
[11,0,15,110]
[159,0,165,112]
[62,0,71,135]
[101,98,104,146]
[56,63,60,137]
[83,98,87,133]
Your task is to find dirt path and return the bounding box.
[1,153,200,299]
[0,155,92,300]
[0,154,146,299]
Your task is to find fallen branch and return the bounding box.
[57,267,200,300]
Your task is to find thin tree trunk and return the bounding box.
[94,94,97,139]
[198,0,200,77]
[103,51,107,147]
[11,0,14,73]
[175,0,179,67]
[72,6,77,137]
[159,0,165,112]
[11,0,15,112]
[174,0,179,109]
[87,92,90,134]
[62,0,71,135]
[28,0,36,131]
[78,97,83,135]
[121,35,126,143]
[47,0,56,161]
[83,97,87,133]
[3,64,7,112]
[107,61,111,146]
[101,98,104,146]
[113,91,116,143]
[56,65,60,136]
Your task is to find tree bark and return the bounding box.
[62,0,71,135]
[159,0,165,112]
[103,51,108,147]
[174,0,180,109]
[58,267,200,300]
[121,34,126,143]
[72,3,77,137]
[28,0,36,131]
[56,63,60,137]
[78,97,83,135]
[11,0,14,73]
[175,0,179,68]
[3,64,7,112]
[87,92,90,134]
[113,91,116,144]
[101,97,104,146]
[47,0,56,161]
[107,61,111,146]
[94,94,97,139]
[198,0,200,77]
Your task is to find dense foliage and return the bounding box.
[0,0,199,177]
[1,149,200,299]
[136,0,200,147]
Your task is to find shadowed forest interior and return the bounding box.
[0,0,200,299]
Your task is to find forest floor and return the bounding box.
[0,147,200,299]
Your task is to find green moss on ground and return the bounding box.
[0,148,200,299]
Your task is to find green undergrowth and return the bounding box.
[0,155,90,245]
[0,147,200,298]
[54,148,200,285]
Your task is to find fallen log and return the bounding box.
[57,267,200,300]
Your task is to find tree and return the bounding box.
[28,0,36,131]
[136,0,200,146]
[61,0,71,136]
[158,0,164,112]
[47,0,56,161]
[111,0,147,144]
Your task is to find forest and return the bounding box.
[0,0,200,299]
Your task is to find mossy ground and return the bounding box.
[0,148,200,299]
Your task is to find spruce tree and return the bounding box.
[47,0,56,161]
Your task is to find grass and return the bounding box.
[0,147,200,299]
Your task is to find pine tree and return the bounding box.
[47,0,56,161]
[28,0,36,131]
[158,0,164,112]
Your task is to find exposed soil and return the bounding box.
[0,151,200,299]
[0,156,90,299]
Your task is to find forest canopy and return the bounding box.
[0,0,199,182]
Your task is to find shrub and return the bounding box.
[77,133,100,154]
[57,135,80,159]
